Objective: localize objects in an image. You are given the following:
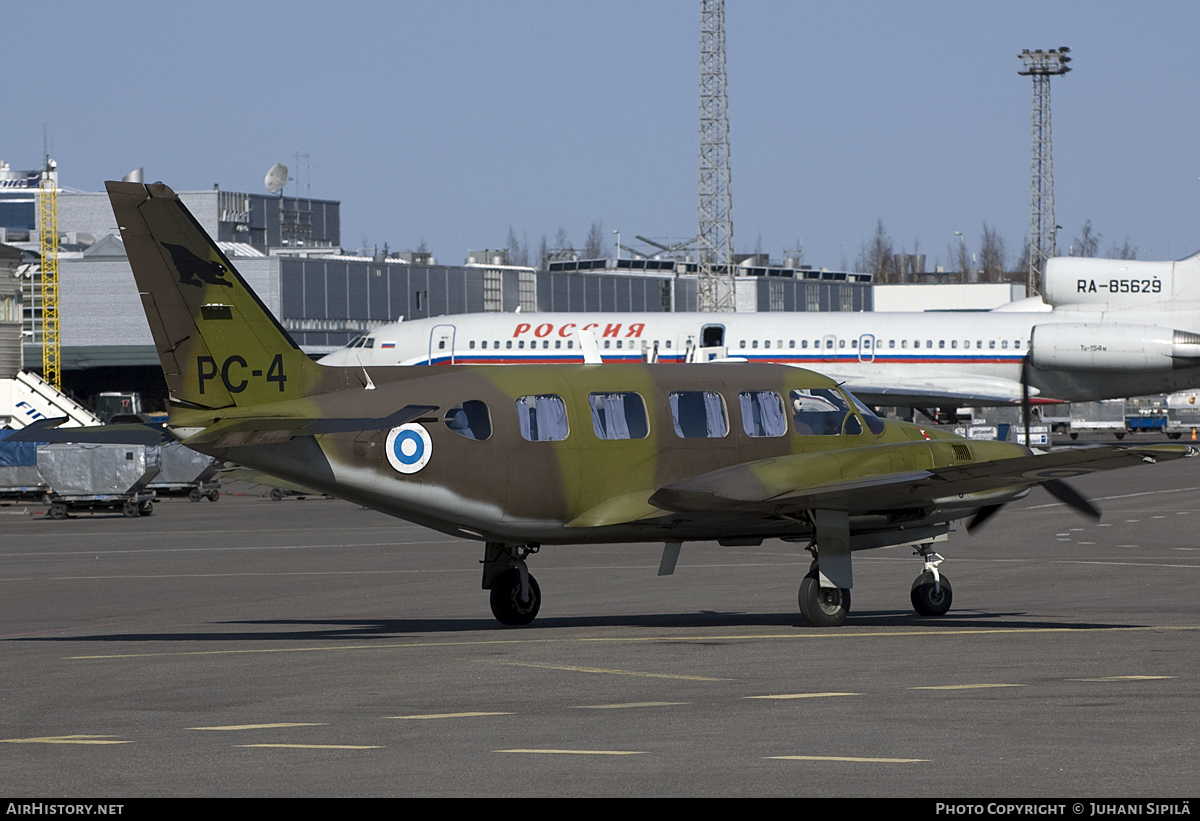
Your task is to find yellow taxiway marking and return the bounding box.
[496,749,646,756]
[386,712,513,720]
[482,659,730,681]
[188,723,326,731]
[236,744,383,750]
[1,735,131,745]
[1069,675,1175,682]
[745,692,860,700]
[571,702,688,710]
[908,683,1024,691]
[768,755,928,763]
[63,625,1200,661]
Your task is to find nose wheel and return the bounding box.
[910,544,952,617]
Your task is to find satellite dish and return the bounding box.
[122,167,143,183]
[265,163,289,194]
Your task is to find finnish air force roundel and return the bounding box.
[385,423,432,474]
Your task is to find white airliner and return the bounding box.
[320,253,1200,407]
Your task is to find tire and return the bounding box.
[489,568,541,626]
[1115,433,1126,440]
[1069,433,1079,440]
[911,571,953,617]
[205,490,220,502]
[188,488,202,503]
[1168,433,1183,440]
[798,571,850,627]
[270,488,285,501]
[49,504,67,520]
[139,500,154,516]
[122,501,139,518]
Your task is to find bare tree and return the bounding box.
[856,219,894,283]
[1106,237,1138,260]
[538,235,550,270]
[506,226,529,267]
[979,223,1006,283]
[584,220,605,259]
[947,235,971,283]
[1072,220,1101,257]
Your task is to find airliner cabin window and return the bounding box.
[790,389,855,436]
[589,393,649,440]
[669,391,728,438]
[516,395,569,442]
[739,391,787,437]
[445,400,492,440]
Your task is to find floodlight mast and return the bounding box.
[698,0,735,312]
[1020,47,1071,296]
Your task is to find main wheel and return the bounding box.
[489,568,541,626]
[910,571,953,617]
[270,488,286,501]
[798,571,850,627]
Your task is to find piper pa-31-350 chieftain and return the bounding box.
[21,181,1195,627]
[321,255,1200,408]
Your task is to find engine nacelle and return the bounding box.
[1031,323,1200,371]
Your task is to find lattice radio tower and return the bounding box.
[698,0,735,312]
[1019,47,1071,295]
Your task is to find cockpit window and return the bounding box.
[589,393,649,440]
[790,388,854,436]
[516,395,570,442]
[444,400,492,440]
[739,391,787,437]
[847,392,886,434]
[669,391,728,438]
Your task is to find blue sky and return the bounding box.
[6,1,1199,267]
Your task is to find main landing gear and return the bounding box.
[798,564,851,627]
[482,542,541,626]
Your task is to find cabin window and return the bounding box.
[839,339,846,348]
[669,391,728,438]
[801,340,808,349]
[752,340,758,349]
[664,340,671,349]
[1014,340,1022,349]
[518,341,525,349]
[740,340,747,349]
[1002,340,1008,349]
[589,393,649,440]
[926,340,933,348]
[938,340,945,349]
[516,395,569,442]
[494,341,499,349]
[469,341,476,349]
[989,340,996,349]
[951,340,957,349]
[790,389,853,436]
[739,391,787,437]
[481,341,487,349]
[789,340,795,349]
[851,339,858,349]
[604,340,611,349]
[438,340,445,350]
[506,340,512,349]
[567,340,573,349]
[901,340,907,348]
[444,400,492,440]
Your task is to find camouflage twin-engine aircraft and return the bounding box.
[28,181,1197,626]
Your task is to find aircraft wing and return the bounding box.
[649,443,1195,517]
[814,372,1045,407]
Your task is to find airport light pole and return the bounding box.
[1020,47,1071,296]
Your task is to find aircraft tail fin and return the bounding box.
[107,181,320,412]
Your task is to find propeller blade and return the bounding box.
[1043,478,1101,520]
[1021,353,1032,448]
[967,503,1004,533]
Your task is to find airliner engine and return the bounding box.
[1031,324,1200,371]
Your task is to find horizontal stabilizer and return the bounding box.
[6,417,176,445]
